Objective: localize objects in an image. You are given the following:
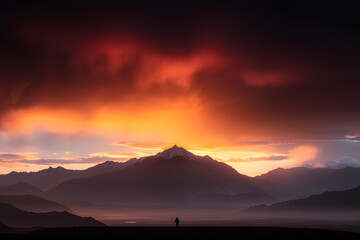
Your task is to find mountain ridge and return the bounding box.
[247,184,360,214]
[0,202,105,228]
[256,166,360,200]
[0,182,44,196]
[47,154,261,206]
[3,146,360,208]
[0,160,131,190]
[0,194,72,213]
[155,145,203,161]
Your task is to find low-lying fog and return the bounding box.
[67,203,360,233]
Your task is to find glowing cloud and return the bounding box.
[288,146,319,163]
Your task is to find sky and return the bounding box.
[0,1,360,176]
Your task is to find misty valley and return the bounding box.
[0,146,360,235]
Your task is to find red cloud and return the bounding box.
[0,1,359,141]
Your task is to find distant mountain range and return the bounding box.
[48,146,260,206]
[0,161,128,190]
[247,184,360,214]
[255,167,360,200]
[1,145,360,211]
[0,202,105,228]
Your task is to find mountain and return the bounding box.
[48,146,261,206]
[0,161,132,190]
[0,203,105,228]
[156,145,200,161]
[247,185,360,214]
[0,167,83,190]
[80,160,125,176]
[256,167,360,200]
[0,182,44,196]
[0,222,14,234]
[155,145,215,162]
[0,195,71,213]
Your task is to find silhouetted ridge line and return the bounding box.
[0,202,105,228]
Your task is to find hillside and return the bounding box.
[48,147,261,206]
[0,161,129,190]
[0,182,44,196]
[0,194,71,213]
[0,203,104,228]
[247,185,360,213]
[256,167,360,200]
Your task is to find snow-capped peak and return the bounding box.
[155,145,199,161]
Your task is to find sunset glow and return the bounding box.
[1,1,360,177]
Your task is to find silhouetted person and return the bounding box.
[175,217,180,227]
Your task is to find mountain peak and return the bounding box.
[48,166,65,171]
[155,145,199,161]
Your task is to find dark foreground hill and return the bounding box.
[1,227,358,240]
[0,222,13,234]
[0,203,105,228]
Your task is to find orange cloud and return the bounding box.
[288,145,319,163]
[112,141,164,150]
[0,2,359,176]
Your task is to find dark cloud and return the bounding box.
[0,1,360,139]
[0,153,24,161]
